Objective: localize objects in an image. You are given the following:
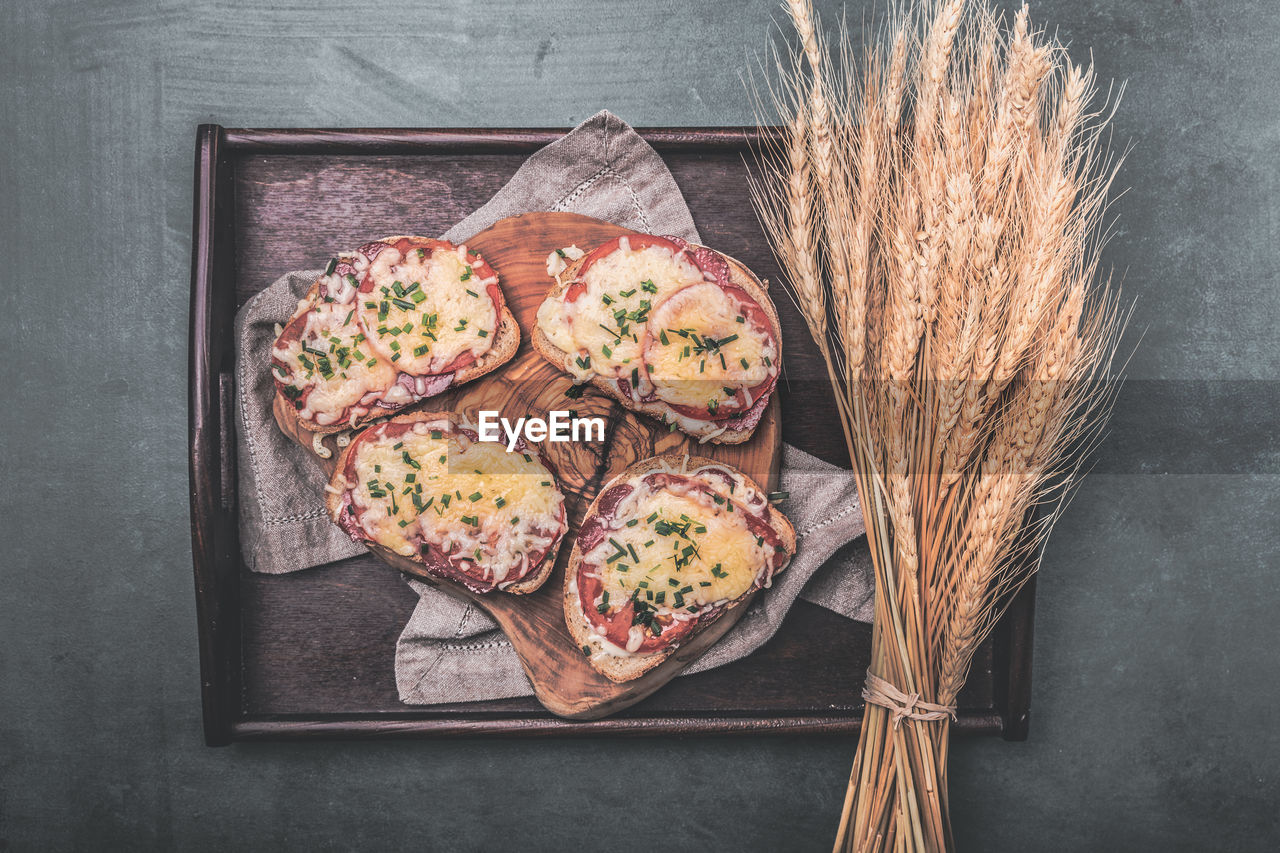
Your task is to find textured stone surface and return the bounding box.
[2,0,1278,849]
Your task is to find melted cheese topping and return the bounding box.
[644,282,776,411]
[538,243,703,381]
[583,468,774,616]
[545,244,585,279]
[536,292,578,359]
[273,301,395,426]
[357,246,497,375]
[349,421,564,584]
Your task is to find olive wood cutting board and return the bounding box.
[273,211,781,720]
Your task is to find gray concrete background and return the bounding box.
[2,0,1278,849]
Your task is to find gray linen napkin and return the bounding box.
[232,110,873,705]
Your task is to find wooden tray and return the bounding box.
[189,124,1035,744]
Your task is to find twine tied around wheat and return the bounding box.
[862,672,957,730]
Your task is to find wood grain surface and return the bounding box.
[273,211,782,719]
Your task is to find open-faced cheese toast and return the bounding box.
[327,411,568,595]
[564,454,795,681]
[533,235,781,444]
[273,236,519,435]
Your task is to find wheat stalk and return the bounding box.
[751,2,1126,849]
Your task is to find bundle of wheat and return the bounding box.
[751,1,1126,848]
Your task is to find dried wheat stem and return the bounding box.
[752,1,1125,848]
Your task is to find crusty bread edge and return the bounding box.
[530,243,782,446]
[274,236,520,438]
[562,453,797,682]
[325,409,565,596]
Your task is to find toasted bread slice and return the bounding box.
[274,235,519,437]
[563,454,796,681]
[531,237,781,445]
[327,410,568,595]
